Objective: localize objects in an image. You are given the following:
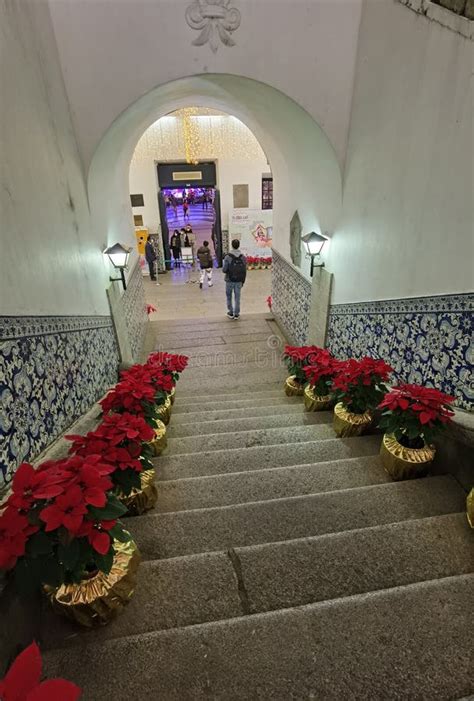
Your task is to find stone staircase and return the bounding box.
[42,314,473,699]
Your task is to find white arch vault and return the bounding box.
[88,74,342,278]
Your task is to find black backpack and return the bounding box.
[227,254,246,282]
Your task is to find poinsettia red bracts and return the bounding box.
[0,641,81,701]
[378,384,455,425]
[0,455,123,574]
[146,352,189,375]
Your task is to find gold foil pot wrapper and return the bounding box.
[333,402,373,437]
[168,386,176,405]
[467,489,474,529]
[380,433,435,481]
[284,375,305,397]
[44,538,141,627]
[119,469,158,516]
[304,386,332,412]
[155,396,172,426]
[150,419,167,456]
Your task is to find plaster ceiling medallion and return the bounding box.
[186,0,241,54]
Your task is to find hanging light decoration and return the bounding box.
[130,108,267,167]
[178,107,201,164]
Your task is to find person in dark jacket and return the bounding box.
[144,236,157,281]
[222,239,247,319]
[196,240,213,289]
[170,230,181,267]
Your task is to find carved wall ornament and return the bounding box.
[289,210,302,268]
[186,0,241,54]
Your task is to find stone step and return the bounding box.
[173,387,287,406]
[154,435,381,480]
[41,513,473,651]
[155,323,275,342]
[178,359,285,377]
[154,456,388,512]
[148,312,272,330]
[177,370,287,392]
[42,574,473,700]
[131,475,465,559]
[171,402,306,423]
[172,393,298,412]
[153,332,273,351]
[167,411,332,438]
[166,423,336,455]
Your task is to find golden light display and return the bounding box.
[131,108,267,165]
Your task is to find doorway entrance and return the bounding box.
[157,161,223,271]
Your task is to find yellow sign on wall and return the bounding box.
[135,228,148,255]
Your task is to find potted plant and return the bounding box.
[0,641,81,700]
[377,384,455,480]
[332,357,393,437]
[283,345,322,396]
[67,412,158,515]
[100,368,172,427]
[302,348,337,411]
[0,458,140,626]
[145,351,189,406]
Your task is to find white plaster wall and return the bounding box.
[0,0,110,316]
[328,0,473,304]
[48,0,362,170]
[217,159,269,226]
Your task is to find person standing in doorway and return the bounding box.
[182,199,190,221]
[145,235,157,281]
[197,240,214,289]
[223,239,247,319]
[171,195,178,218]
[170,229,181,267]
[202,191,209,211]
[185,224,196,265]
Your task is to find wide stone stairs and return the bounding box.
[43,314,473,700]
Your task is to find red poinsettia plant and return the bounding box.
[332,357,393,414]
[0,641,81,701]
[146,352,189,385]
[67,413,155,496]
[303,348,338,397]
[378,383,455,448]
[283,345,326,385]
[0,458,130,596]
[146,304,157,315]
[100,373,167,426]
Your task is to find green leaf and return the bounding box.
[94,549,114,575]
[14,557,42,597]
[39,556,64,588]
[57,539,80,571]
[109,524,131,543]
[26,531,53,557]
[90,493,128,520]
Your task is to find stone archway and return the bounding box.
[88,74,342,283]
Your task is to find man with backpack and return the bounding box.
[222,239,247,320]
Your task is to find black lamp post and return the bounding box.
[103,243,131,290]
[301,232,328,277]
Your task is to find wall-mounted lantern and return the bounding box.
[103,243,131,290]
[301,232,328,277]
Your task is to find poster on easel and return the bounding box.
[229,209,273,258]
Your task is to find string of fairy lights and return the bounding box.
[131,108,267,165]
